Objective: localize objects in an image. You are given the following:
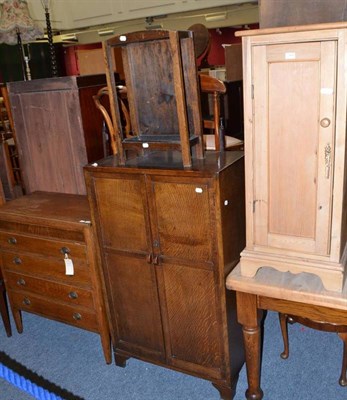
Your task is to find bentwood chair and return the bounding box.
[279,312,347,386]
[93,86,132,155]
[199,74,243,152]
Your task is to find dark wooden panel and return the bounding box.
[104,252,165,360]
[259,0,347,28]
[8,75,115,195]
[151,178,213,263]
[92,175,149,253]
[160,262,223,378]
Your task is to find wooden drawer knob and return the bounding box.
[13,257,22,265]
[60,247,70,255]
[23,298,31,306]
[68,291,78,299]
[8,237,17,245]
[17,278,26,286]
[73,312,82,321]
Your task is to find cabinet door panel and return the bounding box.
[151,180,213,263]
[160,262,223,379]
[253,41,336,255]
[93,176,150,253]
[104,253,165,360]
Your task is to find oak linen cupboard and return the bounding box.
[0,192,111,363]
[84,151,246,399]
[237,22,347,292]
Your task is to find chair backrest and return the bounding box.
[93,86,132,155]
[199,74,227,151]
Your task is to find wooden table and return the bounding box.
[226,264,347,400]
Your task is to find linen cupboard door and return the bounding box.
[91,175,165,362]
[149,178,225,379]
[252,41,336,256]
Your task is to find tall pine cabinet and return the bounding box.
[238,22,347,292]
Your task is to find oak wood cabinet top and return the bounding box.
[87,150,244,177]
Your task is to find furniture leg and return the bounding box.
[12,307,23,333]
[114,353,129,368]
[279,313,289,359]
[236,292,264,400]
[212,380,236,400]
[338,332,347,386]
[0,279,11,337]
[99,332,112,365]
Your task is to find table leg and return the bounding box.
[236,291,263,400]
[338,332,347,386]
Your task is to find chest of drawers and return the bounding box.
[0,191,111,363]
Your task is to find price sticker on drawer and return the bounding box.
[64,253,74,275]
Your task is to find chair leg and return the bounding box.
[279,313,289,359]
[338,332,347,386]
[0,279,11,337]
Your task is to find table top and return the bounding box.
[226,264,347,312]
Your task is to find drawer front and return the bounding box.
[6,272,94,309]
[1,251,91,287]
[0,231,87,260]
[10,291,99,332]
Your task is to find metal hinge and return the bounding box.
[251,84,254,99]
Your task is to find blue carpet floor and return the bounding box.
[0,310,345,400]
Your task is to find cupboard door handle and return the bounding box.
[73,312,82,321]
[8,237,17,245]
[320,118,331,128]
[146,253,152,264]
[17,278,26,286]
[23,298,31,306]
[153,255,159,265]
[13,257,22,265]
[68,291,78,299]
[325,143,332,179]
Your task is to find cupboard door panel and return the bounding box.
[151,180,213,263]
[253,41,336,255]
[93,176,150,253]
[160,262,223,379]
[105,253,165,360]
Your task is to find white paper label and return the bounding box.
[142,143,149,148]
[285,52,296,60]
[195,188,203,193]
[64,255,74,275]
[321,88,333,95]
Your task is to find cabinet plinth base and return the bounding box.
[212,379,237,400]
[240,249,346,293]
[114,353,128,368]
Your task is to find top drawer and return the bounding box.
[0,231,87,261]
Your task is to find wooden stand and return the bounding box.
[102,30,204,167]
[227,264,347,399]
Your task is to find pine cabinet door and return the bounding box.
[252,41,336,256]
